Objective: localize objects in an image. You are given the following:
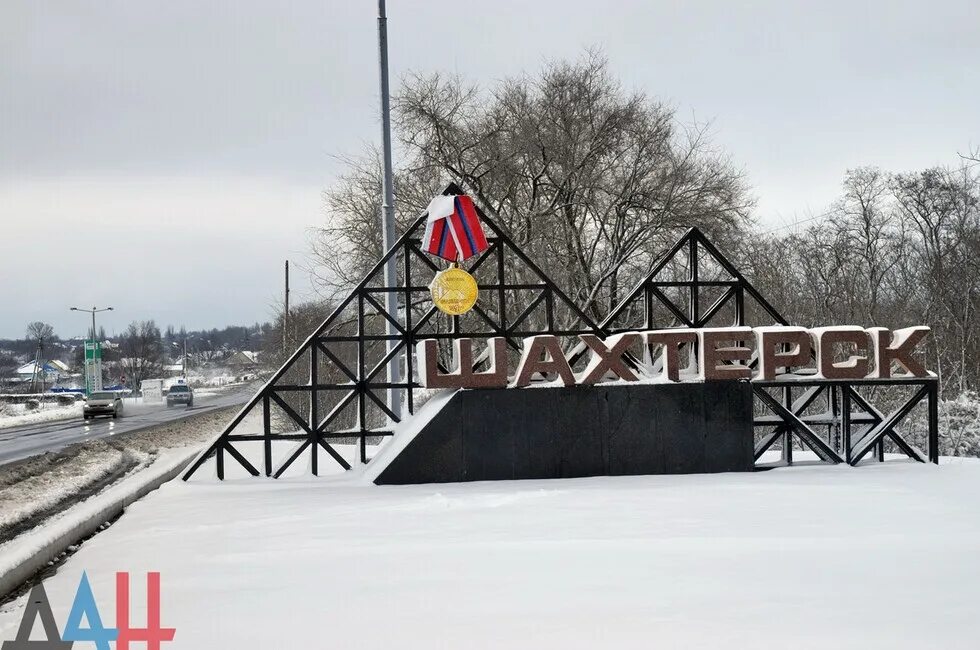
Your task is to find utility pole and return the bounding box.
[377,0,402,421]
[30,337,43,393]
[283,260,290,353]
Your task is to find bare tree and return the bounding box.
[23,321,56,390]
[119,320,163,388]
[262,300,335,371]
[313,52,752,328]
[959,145,980,166]
[25,321,55,345]
[893,165,980,394]
[394,52,752,323]
[748,160,979,402]
[311,148,444,296]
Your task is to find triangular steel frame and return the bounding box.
[183,183,602,480]
[600,226,788,333]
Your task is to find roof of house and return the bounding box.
[226,351,258,365]
[16,360,73,375]
[48,359,71,372]
[15,362,38,375]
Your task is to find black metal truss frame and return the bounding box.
[752,378,939,466]
[600,225,788,334]
[184,189,941,481]
[593,226,940,467]
[183,183,602,480]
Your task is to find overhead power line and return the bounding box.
[760,210,834,235]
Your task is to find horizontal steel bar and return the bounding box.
[224,431,396,442]
[754,377,938,387]
[650,281,741,288]
[754,415,879,426]
[226,434,308,442]
[362,283,548,293]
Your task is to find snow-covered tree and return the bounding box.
[941,391,980,457]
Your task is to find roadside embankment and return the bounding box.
[0,406,235,601]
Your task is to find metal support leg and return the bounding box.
[781,386,793,465]
[928,381,940,464]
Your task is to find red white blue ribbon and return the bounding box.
[422,194,489,262]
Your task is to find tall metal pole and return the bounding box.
[377,0,402,421]
[283,260,290,353]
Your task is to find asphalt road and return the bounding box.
[0,385,254,466]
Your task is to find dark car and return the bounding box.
[166,384,194,407]
[83,391,124,420]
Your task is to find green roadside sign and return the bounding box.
[84,340,103,394]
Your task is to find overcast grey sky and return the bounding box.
[1,0,977,339]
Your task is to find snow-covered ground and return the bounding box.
[2,457,979,649]
[0,441,149,533]
[0,402,82,429]
[0,406,238,545]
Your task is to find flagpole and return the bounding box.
[377,0,402,427]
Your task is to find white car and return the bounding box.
[83,391,124,420]
[166,384,194,407]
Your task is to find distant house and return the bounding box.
[15,360,70,383]
[225,350,258,372]
[14,362,37,381]
[162,363,185,377]
[48,359,71,374]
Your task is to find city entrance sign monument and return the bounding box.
[183,183,940,483]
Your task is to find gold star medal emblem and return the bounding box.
[430,266,479,315]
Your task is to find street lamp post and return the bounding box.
[70,306,113,341]
[377,0,402,425]
[172,338,188,376]
[70,306,113,394]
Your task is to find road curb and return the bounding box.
[0,448,198,601]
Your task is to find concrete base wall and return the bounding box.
[374,382,754,485]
